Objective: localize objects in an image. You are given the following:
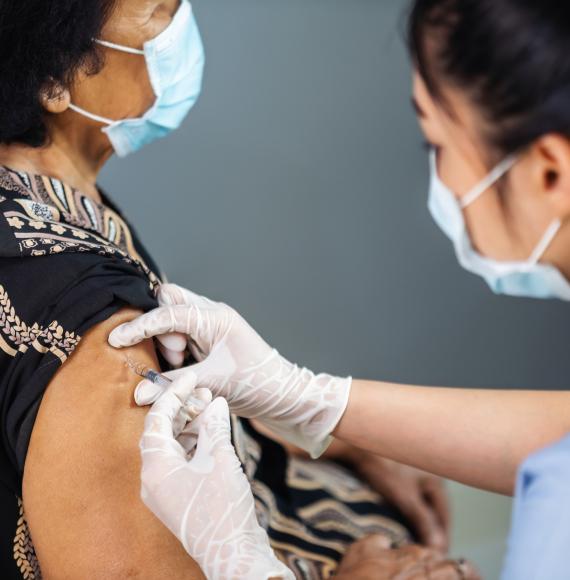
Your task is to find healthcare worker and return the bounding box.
[110,0,570,578]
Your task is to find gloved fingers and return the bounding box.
[172,406,191,439]
[157,340,186,369]
[156,332,188,353]
[187,339,207,363]
[177,389,214,453]
[108,305,203,348]
[177,411,204,452]
[187,398,233,474]
[142,371,198,435]
[174,388,213,445]
[139,373,199,472]
[133,357,220,406]
[158,283,216,308]
[192,386,213,407]
[157,283,189,305]
[178,417,201,455]
[184,386,213,427]
[156,331,189,369]
[134,366,196,406]
[180,388,216,435]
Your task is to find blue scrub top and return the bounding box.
[502,432,570,579]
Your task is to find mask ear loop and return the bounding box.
[68,103,116,125]
[454,151,561,268]
[460,155,519,209]
[94,39,145,56]
[67,39,147,124]
[528,219,563,266]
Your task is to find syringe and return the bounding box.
[126,357,207,416]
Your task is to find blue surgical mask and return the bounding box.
[428,150,570,301]
[68,0,205,157]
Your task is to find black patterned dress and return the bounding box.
[0,166,410,579]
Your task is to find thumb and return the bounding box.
[200,397,231,430]
[172,387,213,439]
[139,372,198,459]
[133,355,227,407]
[133,367,186,406]
[187,398,232,475]
[146,371,199,423]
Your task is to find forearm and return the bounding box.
[111,292,570,496]
[334,380,570,495]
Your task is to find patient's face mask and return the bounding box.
[428,150,570,300]
[69,0,205,157]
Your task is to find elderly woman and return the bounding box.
[0,1,478,579]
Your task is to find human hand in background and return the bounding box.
[110,283,352,459]
[248,421,451,553]
[336,535,479,580]
[139,372,293,580]
[354,455,450,552]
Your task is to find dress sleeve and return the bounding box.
[0,251,159,495]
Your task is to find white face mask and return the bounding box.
[428,150,570,300]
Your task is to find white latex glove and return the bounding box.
[140,372,293,580]
[109,283,352,458]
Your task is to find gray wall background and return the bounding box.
[101,0,569,392]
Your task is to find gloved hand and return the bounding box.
[139,371,293,580]
[109,283,352,458]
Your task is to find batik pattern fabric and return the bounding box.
[0,166,410,580]
[0,167,159,290]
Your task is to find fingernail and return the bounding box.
[134,380,163,405]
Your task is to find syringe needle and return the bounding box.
[125,356,207,416]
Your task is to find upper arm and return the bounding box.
[22,308,205,580]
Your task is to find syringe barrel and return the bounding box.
[145,369,172,388]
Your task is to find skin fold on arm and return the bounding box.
[22,308,206,580]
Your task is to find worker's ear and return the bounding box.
[526,135,570,220]
[39,82,71,114]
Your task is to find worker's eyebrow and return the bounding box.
[411,96,427,119]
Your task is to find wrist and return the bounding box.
[327,439,369,467]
